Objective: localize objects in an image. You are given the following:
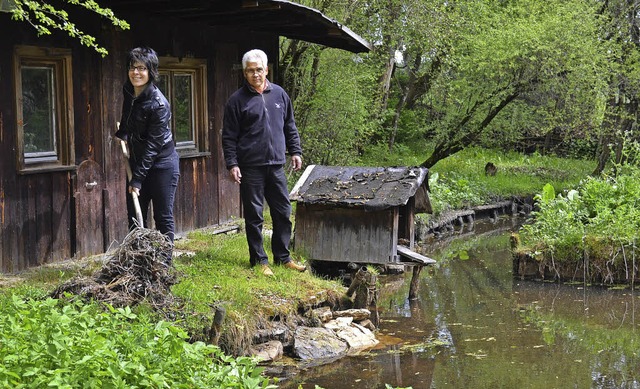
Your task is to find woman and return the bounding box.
[115,47,179,262]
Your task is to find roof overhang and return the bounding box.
[290,165,432,213]
[105,0,371,53]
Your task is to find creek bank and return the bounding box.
[250,308,379,364]
[245,267,380,370]
[422,196,640,286]
[511,234,640,285]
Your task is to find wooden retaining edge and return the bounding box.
[426,199,523,233]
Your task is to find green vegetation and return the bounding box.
[0,227,346,388]
[3,0,129,56]
[171,230,345,355]
[284,0,637,175]
[516,166,640,284]
[0,295,275,388]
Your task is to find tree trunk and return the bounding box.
[378,51,396,112]
[388,52,422,151]
[421,89,521,168]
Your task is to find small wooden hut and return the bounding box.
[290,165,435,266]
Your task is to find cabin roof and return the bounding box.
[290,165,429,211]
[105,0,372,53]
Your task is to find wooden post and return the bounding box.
[209,306,226,345]
[408,265,423,300]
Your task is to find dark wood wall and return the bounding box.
[295,204,400,264]
[0,25,76,272]
[0,11,278,272]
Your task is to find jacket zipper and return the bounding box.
[261,93,274,162]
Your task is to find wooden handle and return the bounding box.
[120,139,144,227]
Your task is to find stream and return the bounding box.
[278,217,640,389]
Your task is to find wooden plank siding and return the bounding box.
[294,204,400,264]
[2,173,75,272]
[214,43,243,222]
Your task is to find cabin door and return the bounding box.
[74,159,104,257]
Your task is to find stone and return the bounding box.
[333,308,371,321]
[250,340,283,362]
[358,319,376,331]
[293,327,348,361]
[324,316,353,330]
[253,322,293,346]
[335,322,379,355]
[312,306,333,322]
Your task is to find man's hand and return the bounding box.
[230,166,242,184]
[292,155,303,171]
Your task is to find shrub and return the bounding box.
[519,169,640,280]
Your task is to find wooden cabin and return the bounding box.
[289,165,434,266]
[0,0,370,272]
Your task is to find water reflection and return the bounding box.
[278,218,639,389]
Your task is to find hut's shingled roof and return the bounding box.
[290,165,430,211]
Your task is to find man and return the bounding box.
[222,49,306,276]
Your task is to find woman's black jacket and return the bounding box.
[116,82,175,189]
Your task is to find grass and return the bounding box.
[172,229,345,354]
[433,148,594,197]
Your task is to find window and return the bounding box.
[14,46,74,173]
[158,57,209,157]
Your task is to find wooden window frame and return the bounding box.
[14,45,75,174]
[158,57,209,158]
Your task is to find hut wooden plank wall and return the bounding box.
[295,205,401,263]
[0,0,370,273]
[290,165,432,265]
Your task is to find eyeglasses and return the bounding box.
[245,67,265,75]
[128,66,148,72]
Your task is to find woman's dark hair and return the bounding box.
[126,47,160,83]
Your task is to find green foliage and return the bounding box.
[422,0,607,162]
[286,0,618,168]
[428,171,487,212]
[294,49,375,166]
[0,295,275,388]
[520,166,640,266]
[4,0,129,56]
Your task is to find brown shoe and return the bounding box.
[261,265,274,276]
[283,261,307,272]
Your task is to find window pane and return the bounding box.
[173,74,194,144]
[21,66,56,156]
[156,73,168,96]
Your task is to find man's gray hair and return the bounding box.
[242,49,268,70]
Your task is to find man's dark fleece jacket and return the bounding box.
[222,81,302,170]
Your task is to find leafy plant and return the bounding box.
[518,164,640,282]
[3,0,129,56]
[0,295,275,388]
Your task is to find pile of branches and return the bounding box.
[52,228,179,310]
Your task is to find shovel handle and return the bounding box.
[120,139,144,227]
